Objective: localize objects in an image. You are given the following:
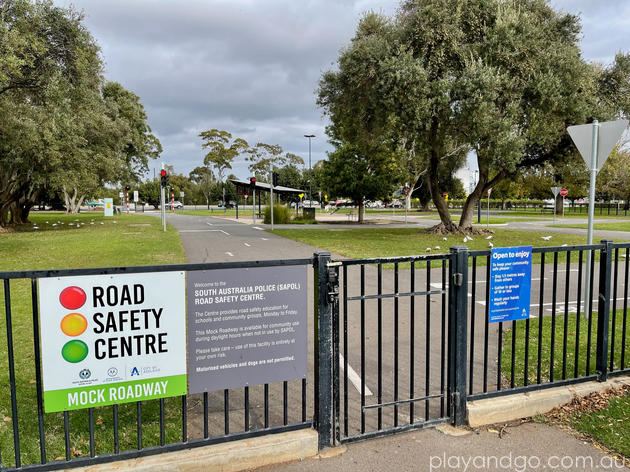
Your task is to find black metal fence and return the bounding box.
[316,240,630,447]
[3,242,630,468]
[0,259,314,471]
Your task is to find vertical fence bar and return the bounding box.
[575,251,583,378]
[377,263,383,430]
[448,247,468,426]
[302,378,307,424]
[283,382,288,426]
[113,405,119,454]
[315,252,335,448]
[136,402,142,450]
[550,252,558,382]
[264,384,269,429]
[587,253,595,375]
[622,248,629,370]
[224,390,229,435]
[360,264,366,434]
[469,257,476,394]
[203,393,209,438]
[537,253,546,384]
[441,259,447,417]
[159,399,165,446]
[562,251,571,380]
[425,261,431,421]
[332,264,340,445]
[410,261,415,424]
[610,249,619,371]
[30,279,46,464]
[244,386,250,431]
[393,262,399,427]
[483,256,490,393]
[181,395,187,442]
[342,265,348,437]
[596,241,613,381]
[89,408,95,457]
[64,411,70,461]
[3,279,20,468]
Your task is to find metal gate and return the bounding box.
[314,249,468,447]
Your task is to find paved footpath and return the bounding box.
[259,423,619,472]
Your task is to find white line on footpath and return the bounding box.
[225,252,234,257]
[261,238,269,241]
[340,354,373,396]
[244,243,251,247]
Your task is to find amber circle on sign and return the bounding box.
[59,286,86,310]
[60,313,87,336]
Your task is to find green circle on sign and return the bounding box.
[61,340,88,363]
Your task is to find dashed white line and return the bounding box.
[253,226,263,230]
[260,238,269,241]
[244,243,251,247]
[225,252,234,257]
[179,229,230,235]
[340,354,373,396]
[206,222,213,226]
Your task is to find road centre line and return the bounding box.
[340,354,373,396]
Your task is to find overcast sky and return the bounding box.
[54,0,630,180]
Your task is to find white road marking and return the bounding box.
[225,252,234,257]
[253,226,263,230]
[206,222,213,226]
[244,243,251,247]
[340,354,373,396]
[179,229,230,235]
[260,238,269,241]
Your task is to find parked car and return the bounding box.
[164,200,183,209]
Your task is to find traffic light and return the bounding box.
[272,172,279,187]
[250,177,256,189]
[160,169,168,188]
[125,185,130,191]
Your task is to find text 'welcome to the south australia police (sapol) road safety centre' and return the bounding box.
[38,272,187,412]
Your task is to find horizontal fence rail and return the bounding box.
[0,258,314,471]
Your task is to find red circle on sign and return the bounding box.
[560,188,568,196]
[59,286,86,310]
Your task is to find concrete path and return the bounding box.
[259,423,620,472]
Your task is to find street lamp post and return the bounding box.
[304,134,315,205]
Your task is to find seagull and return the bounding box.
[541,236,552,241]
[561,244,568,247]
[52,223,57,227]
[100,222,104,225]
[90,222,94,225]
[488,242,494,248]
[486,235,493,240]
[426,247,431,252]
[443,237,447,241]
[112,221,117,224]
[33,226,39,230]
[434,246,440,250]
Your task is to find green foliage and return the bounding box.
[199,129,248,182]
[263,204,291,224]
[320,143,401,222]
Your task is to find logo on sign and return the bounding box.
[79,369,91,379]
[107,367,118,377]
[131,367,140,376]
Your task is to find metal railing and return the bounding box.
[0,258,314,471]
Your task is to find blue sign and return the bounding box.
[488,246,532,323]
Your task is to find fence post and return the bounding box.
[596,240,613,381]
[448,246,469,426]
[314,251,337,448]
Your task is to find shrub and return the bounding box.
[263,204,291,224]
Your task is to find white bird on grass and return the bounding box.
[561,244,568,247]
[434,246,440,250]
[541,236,552,241]
[426,247,432,252]
[488,242,494,248]
[486,235,493,240]
[443,237,448,241]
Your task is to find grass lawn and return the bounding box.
[501,311,630,387]
[568,391,630,458]
[551,222,630,232]
[0,212,186,467]
[270,227,616,266]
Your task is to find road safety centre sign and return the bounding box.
[38,272,187,412]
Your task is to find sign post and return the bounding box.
[568,119,628,314]
[487,188,492,228]
[560,188,568,217]
[551,186,561,224]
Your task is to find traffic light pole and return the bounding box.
[270,182,274,230]
[160,187,166,232]
[252,189,256,225]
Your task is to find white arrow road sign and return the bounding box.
[567,119,628,171]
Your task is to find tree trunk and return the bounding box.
[428,149,457,231]
[358,199,364,223]
[62,186,85,214]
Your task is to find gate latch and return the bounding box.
[327,267,339,303]
[453,272,463,287]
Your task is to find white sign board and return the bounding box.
[567,119,628,171]
[180,191,184,198]
[119,192,124,198]
[551,186,561,197]
[104,198,114,217]
[133,190,139,203]
[38,272,187,412]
